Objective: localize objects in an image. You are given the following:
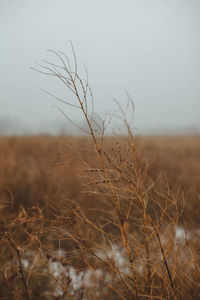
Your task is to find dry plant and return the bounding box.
[0,45,199,299]
[30,44,200,299]
[0,195,46,299]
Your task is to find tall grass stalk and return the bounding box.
[33,44,184,299]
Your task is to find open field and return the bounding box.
[0,135,200,299]
[0,135,200,224]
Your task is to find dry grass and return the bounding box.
[0,135,199,299]
[0,47,200,299]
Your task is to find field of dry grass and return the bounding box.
[0,135,199,223]
[0,135,199,299]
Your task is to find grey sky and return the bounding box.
[0,0,199,134]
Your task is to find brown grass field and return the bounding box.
[0,134,199,299]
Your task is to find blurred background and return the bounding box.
[0,0,199,135]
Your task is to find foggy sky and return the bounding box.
[0,0,200,134]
